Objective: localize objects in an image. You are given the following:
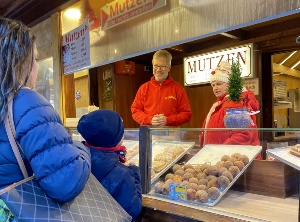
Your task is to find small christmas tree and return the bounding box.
[227,58,244,102]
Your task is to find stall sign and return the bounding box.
[168,183,187,202]
[244,78,259,95]
[184,44,255,86]
[62,21,91,74]
[101,0,166,30]
[273,80,287,98]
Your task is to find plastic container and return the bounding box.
[224,107,251,128]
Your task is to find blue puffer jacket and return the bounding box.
[89,148,142,221]
[0,88,91,202]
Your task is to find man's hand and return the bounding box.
[151,114,167,126]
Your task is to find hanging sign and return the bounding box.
[101,0,166,30]
[184,44,256,86]
[62,21,91,74]
[244,78,259,95]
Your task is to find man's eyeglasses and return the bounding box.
[153,65,168,70]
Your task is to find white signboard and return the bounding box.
[101,0,166,30]
[184,44,255,86]
[273,80,287,98]
[62,21,91,74]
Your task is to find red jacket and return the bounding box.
[202,90,260,149]
[131,76,192,126]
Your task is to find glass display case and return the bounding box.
[137,126,300,221]
[68,126,300,221]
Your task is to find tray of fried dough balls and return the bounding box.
[152,144,262,206]
[124,140,195,182]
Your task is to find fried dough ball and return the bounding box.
[207,178,219,188]
[189,177,198,184]
[221,171,233,182]
[173,164,183,173]
[183,172,194,181]
[181,180,190,187]
[154,152,176,163]
[233,160,245,171]
[218,175,231,189]
[165,179,172,185]
[174,169,185,176]
[231,153,242,159]
[162,183,169,195]
[187,182,199,191]
[198,178,208,186]
[187,188,196,200]
[221,155,230,161]
[207,175,217,181]
[208,187,220,200]
[207,165,219,176]
[223,160,234,169]
[201,163,211,171]
[198,184,208,192]
[202,168,208,175]
[165,179,174,184]
[228,157,237,163]
[165,173,175,181]
[216,161,224,168]
[228,166,240,178]
[196,173,207,180]
[154,181,164,194]
[172,175,183,183]
[183,163,194,171]
[194,165,202,174]
[185,168,195,175]
[218,167,228,176]
[238,155,249,165]
[195,190,209,203]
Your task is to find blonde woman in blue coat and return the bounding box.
[0,17,91,221]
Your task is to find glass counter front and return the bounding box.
[68,126,300,220]
[137,127,300,209]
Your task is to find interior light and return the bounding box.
[291,60,300,69]
[65,9,81,20]
[280,51,297,65]
[114,49,117,54]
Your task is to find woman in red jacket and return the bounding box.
[201,61,261,155]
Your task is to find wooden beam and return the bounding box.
[273,63,300,78]
[0,0,29,15]
[220,29,248,40]
[248,15,300,39]
[5,0,79,27]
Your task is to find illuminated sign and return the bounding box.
[101,0,166,30]
[184,44,256,86]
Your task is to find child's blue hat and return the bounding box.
[77,109,124,148]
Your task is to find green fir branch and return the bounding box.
[227,58,244,101]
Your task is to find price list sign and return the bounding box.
[62,21,91,74]
[168,183,187,202]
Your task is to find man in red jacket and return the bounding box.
[131,50,192,126]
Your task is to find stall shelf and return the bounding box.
[141,190,298,222]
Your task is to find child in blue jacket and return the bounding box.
[77,109,142,221]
